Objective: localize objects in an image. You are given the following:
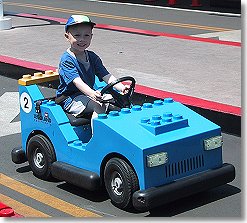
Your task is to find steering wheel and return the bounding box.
[100,76,136,108]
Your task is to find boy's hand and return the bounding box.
[89,90,102,102]
[122,85,130,94]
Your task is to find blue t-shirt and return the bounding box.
[56,50,109,108]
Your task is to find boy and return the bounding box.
[56,15,129,119]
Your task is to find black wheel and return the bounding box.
[104,158,139,210]
[27,134,56,180]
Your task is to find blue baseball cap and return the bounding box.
[65,15,96,31]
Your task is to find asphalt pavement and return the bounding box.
[0,11,241,109]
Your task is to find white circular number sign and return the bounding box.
[20,92,32,113]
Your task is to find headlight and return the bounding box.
[147,152,168,167]
[204,136,223,150]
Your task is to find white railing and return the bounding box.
[0,0,12,30]
[0,0,3,18]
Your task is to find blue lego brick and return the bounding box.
[41,100,69,125]
[140,113,189,135]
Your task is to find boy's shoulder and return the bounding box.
[60,50,73,61]
[87,50,97,57]
[59,51,77,70]
[87,50,101,61]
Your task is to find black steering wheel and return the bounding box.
[100,76,136,108]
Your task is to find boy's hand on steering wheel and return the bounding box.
[88,90,103,102]
[121,85,130,94]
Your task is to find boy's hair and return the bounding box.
[65,15,96,32]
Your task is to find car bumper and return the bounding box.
[132,163,235,212]
[11,146,27,164]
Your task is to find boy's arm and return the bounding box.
[73,77,102,101]
[102,74,130,93]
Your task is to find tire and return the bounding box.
[27,134,56,180]
[104,158,139,210]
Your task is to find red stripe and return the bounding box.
[0,55,55,71]
[96,24,241,47]
[0,55,240,116]
[17,13,241,47]
[18,13,66,23]
[134,84,241,116]
[0,14,241,116]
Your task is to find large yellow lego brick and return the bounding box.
[18,70,59,86]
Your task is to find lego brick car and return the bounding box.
[0,202,23,218]
[12,70,235,212]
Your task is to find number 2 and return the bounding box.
[20,92,32,113]
[24,97,29,109]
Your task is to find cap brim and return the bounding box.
[65,21,96,31]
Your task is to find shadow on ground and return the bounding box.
[148,184,241,216]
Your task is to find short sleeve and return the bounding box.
[59,57,80,85]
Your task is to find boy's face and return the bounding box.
[65,24,93,53]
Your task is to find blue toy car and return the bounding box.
[12,70,235,212]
